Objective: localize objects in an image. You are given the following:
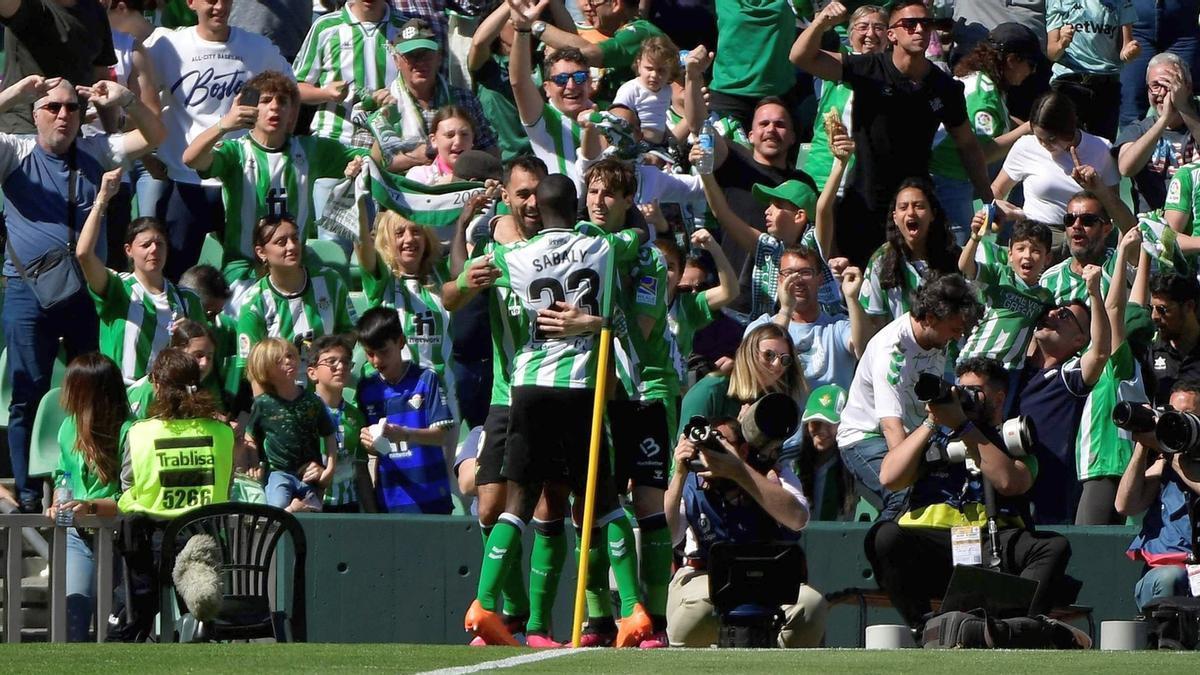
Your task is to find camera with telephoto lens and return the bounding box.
[682,393,800,474]
[914,373,984,415]
[1155,410,1200,459]
[924,416,1034,466]
[1112,402,1163,434]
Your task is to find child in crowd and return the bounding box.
[307,335,375,513]
[128,320,227,419]
[656,229,739,388]
[354,308,456,514]
[1046,0,1138,140]
[407,105,477,186]
[613,35,680,145]
[243,338,338,512]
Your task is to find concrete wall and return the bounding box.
[292,515,1146,646]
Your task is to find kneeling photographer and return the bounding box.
[1115,379,1200,610]
[865,357,1072,635]
[663,402,827,648]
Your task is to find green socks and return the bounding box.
[526,519,567,634]
[476,516,524,612]
[481,523,530,618]
[605,512,642,618]
[638,513,672,621]
[578,525,613,619]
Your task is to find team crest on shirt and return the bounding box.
[1154,356,1167,372]
[409,393,423,409]
[930,98,944,113]
[318,297,331,312]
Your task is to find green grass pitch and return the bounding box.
[4,644,1198,673]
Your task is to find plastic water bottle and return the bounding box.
[695,116,716,175]
[54,473,74,527]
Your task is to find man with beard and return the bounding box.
[1146,273,1200,405]
[1039,191,1124,304]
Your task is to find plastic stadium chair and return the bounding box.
[198,233,225,269]
[306,239,350,286]
[0,349,10,429]
[348,291,371,318]
[349,249,364,292]
[27,387,66,478]
[159,502,307,643]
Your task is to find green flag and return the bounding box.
[1138,210,1183,271]
[367,162,485,230]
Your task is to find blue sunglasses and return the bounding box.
[548,70,589,86]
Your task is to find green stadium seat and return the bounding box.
[198,232,224,269]
[349,291,371,318]
[307,238,351,286]
[795,142,812,171]
[853,496,879,523]
[27,386,67,478]
[0,348,68,430]
[349,249,364,292]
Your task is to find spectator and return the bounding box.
[794,384,857,522]
[1116,53,1200,213]
[1046,0,1139,141]
[294,0,412,148]
[953,0,1048,56]
[858,178,962,329]
[1166,158,1200,244]
[704,0,796,130]
[867,356,1072,633]
[1116,378,1200,610]
[178,264,238,393]
[577,107,704,207]
[612,34,679,145]
[50,353,131,641]
[1146,273,1200,405]
[0,76,161,513]
[663,414,827,648]
[801,4,887,197]
[1039,190,1124,303]
[837,274,983,521]
[128,319,228,419]
[394,0,491,53]
[1016,264,1112,524]
[993,92,1134,240]
[930,23,1039,242]
[1117,0,1200,128]
[792,0,993,266]
[228,0,311,63]
[111,347,233,642]
[374,17,498,174]
[232,215,358,391]
[406,105,477,185]
[306,334,374,513]
[77,170,207,385]
[0,0,116,134]
[184,70,369,298]
[658,230,739,388]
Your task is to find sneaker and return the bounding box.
[638,630,669,649]
[464,599,519,646]
[577,621,616,648]
[526,631,563,649]
[469,636,487,647]
[615,603,653,648]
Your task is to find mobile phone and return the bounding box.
[240,85,261,107]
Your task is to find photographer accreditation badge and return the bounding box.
[951,526,984,567]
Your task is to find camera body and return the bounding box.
[683,393,800,476]
[683,416,728,473]
[915,372,984,415]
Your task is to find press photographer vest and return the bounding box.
[901,461,1027,529]
[683,473,799,562]
[118,417,234,518]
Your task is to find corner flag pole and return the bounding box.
[570,320,613,648]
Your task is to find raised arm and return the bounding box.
[836,261,871,358]
[789,1,846,82]
[183,91,257,172]
[0,75,61,114]
[521,0,601,65]
[1107,227,1141,348]
[698,172,761,254]
[681,45,713,139]
[1079,264,1112,387]
[816,134,852,258]
[1115,443,1164,516]
[468,2,511,72]
[507,0,551,127]
[85,80,166,160]
[958,208,989,280]
[76,168,124,296]
[692,228,738,311]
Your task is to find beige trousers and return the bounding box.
[665,565,829,648]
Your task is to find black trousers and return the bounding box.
[864,520,1072,630]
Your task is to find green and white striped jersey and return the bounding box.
[859,245,929,321]
[1076,342,1145,480]
[292,6,407,145]
[620,242,677,401]
[957,262,1052,369]
[1038,249,1118,305]
[489,223,639,389]
[362,257,459,419]
[525,102,582,183]
[667,290,715,382]
[803,81,854,190]
[199,134,369,262]
[929,72,1009,181]
[234,268,358,387]
[322,399,367,506]
[92,271,207,384]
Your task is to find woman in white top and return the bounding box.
[992,91,1134,237]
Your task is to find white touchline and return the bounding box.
[416,648,583,675]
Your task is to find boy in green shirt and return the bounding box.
[307,335,374,513]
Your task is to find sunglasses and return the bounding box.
[1062,212,1107,228]
[1041,305,1085,334]
[760,349,794,368]
[548,70,589,87]
[39,101,80,114]
[889,17,935,32]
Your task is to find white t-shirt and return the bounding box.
[147,27,293,186]
[999,131,1120,225]
[836,313,947,448]
[613,77,672,136]
[575,156,703,205]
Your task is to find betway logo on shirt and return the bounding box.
[1069,20,1119,36]
[171,67,250,107]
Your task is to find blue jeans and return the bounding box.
[932,174,975,247]
[839,436,910,522]
[1134,564,1189,610]
[66,527,101,641]
[4,279,98,507]
[266,470,318,509]
[129,160,166,221]
[158,181,224,283]
[1120,0,1200,126]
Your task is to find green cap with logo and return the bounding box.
[802,384,847,424]
[393,18,439,55]
[752,179,817,215]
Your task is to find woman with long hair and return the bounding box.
[859,177,961,330]
[406,105,477,186]
[50,353,132,641]
[127,319,228,419]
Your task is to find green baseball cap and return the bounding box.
[802,384,847,425]
[752,179,817,215]
[393,18,439,55]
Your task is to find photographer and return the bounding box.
[664,417,827,648]
[866,357,1072,634]
[1116,379,1200,610]
[837,274,983,521]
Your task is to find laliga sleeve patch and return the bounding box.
[238,334,251,359]
[1167,178,1182,206]
[636,275,658,305]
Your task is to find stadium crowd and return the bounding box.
[0,0,1199,649]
